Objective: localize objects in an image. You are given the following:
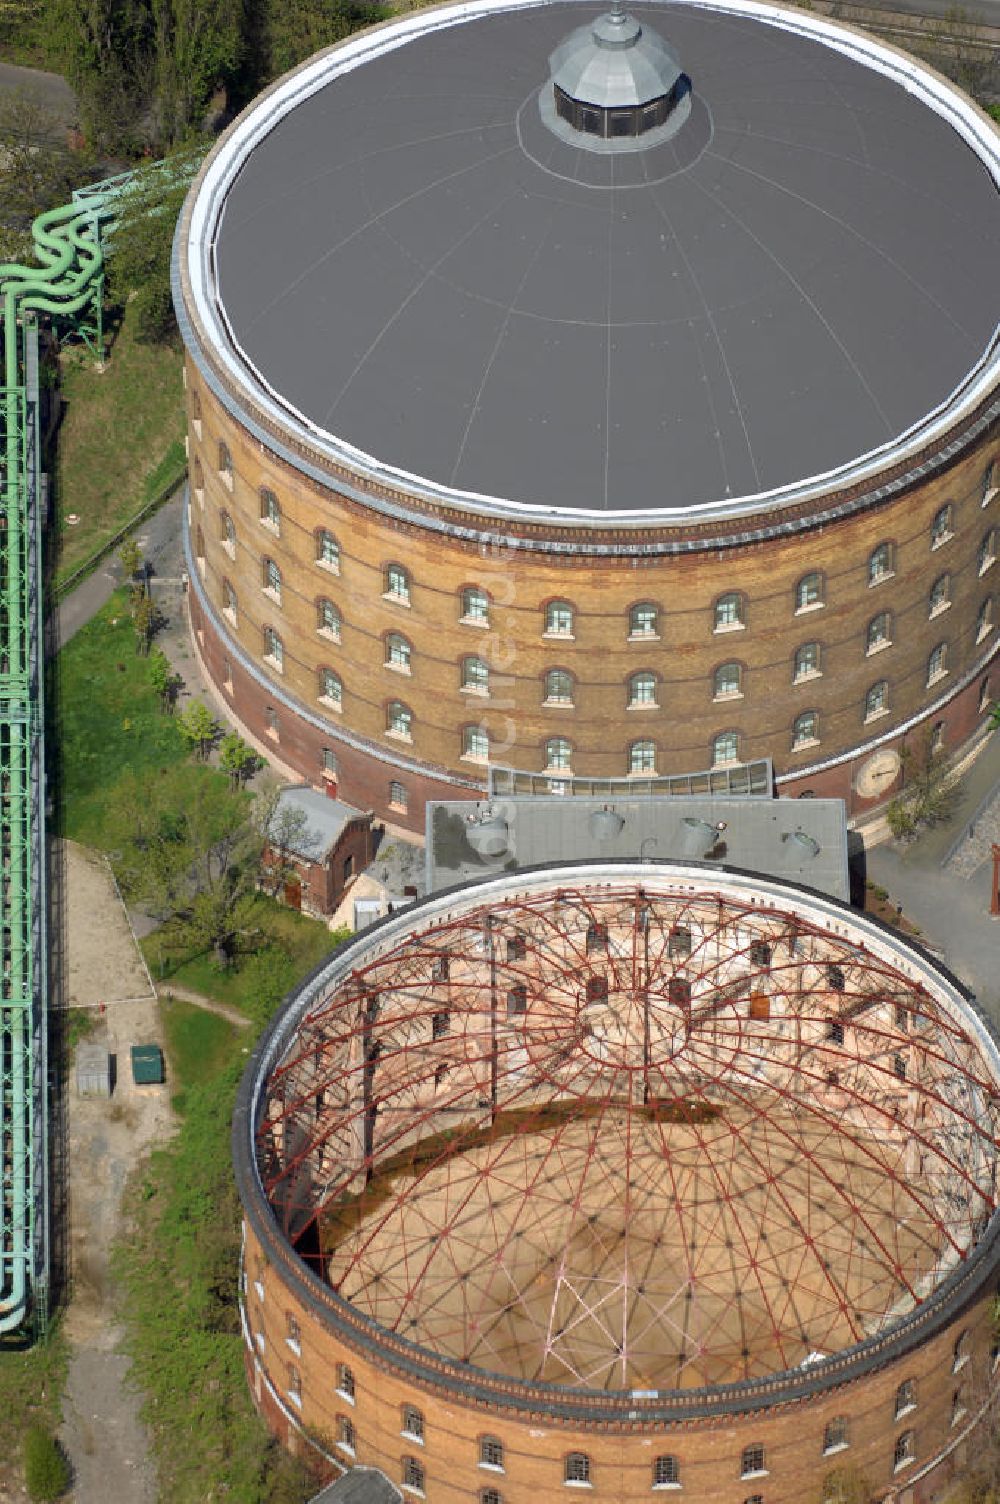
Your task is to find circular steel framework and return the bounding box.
[253,865,1000,1399]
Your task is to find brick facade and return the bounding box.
[182,366,999,831]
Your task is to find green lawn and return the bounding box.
[54,303,185,585]
[0,1329,67,1491]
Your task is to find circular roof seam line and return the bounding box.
[179,0,1000,530]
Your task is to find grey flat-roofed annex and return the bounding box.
[426,793,850,900]
[211,1,1000,515]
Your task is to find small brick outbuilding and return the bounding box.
[265,785,374,918]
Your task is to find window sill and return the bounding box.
[260,517,280,537]
[651,1484,681,1492]
[218,471,234,492]
[222,541,236,561]
[337,1443,356,1457]
[318,628,342,645]
[953,1354,970,1373]
[286,1339,300,1357]
[929,599,952,619]
[385,660,411,676]
[864,707,890,725]
[627,768,658,779]
[478,1464,505,1475]
[386,728,413,743]
[193,487,204,509]
[401,1432,425,1447]
[253,1281,264,1301]
[254,1332,265,1353]
[868,572,895,588]
[893,1458,915,1475]
[316,558,341,576]
[544,768,573,778]
[927,669,949,688]
[262,588,281,607]
[984,487,998,508]
[793,669,822,685]
[712,758,741,770]
[192,419,203,441]
[980,558,997,576]
[336,1389,355,1407]
[543,631,575,642]
[263,655,283,675]
[628,632,660,643]
[223,608,238,628]
[895,1403,916,1421]
[931,533,954,550]
[564,1482,593,1490]
[461,751,489,765]
[287,1391,302,1410]
[866,639,892,656]
[627,701,658,711]
[543,699,574,709]
[740,1472,769,1482]
[196,556,206,578]
[977,623,994,643]
[713,690,744,703]
[460,685,489,697]
[401,1488,425,1500]
[823,1443,849,1457]
[318,696,343,713]
[794,601,824,616]
[791,737,820,752]
[383,591,411,608]
[713,620,745,634]
[460,614,489,629]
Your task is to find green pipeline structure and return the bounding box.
[0,178,119,1337]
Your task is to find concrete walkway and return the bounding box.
[865,730,1000,1026]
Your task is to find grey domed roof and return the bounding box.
[549,0,682,107]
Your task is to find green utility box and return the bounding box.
[130,1043,165,1086]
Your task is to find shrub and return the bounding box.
[23,1425,70,1501]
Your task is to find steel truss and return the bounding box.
[258,881,1000,1392]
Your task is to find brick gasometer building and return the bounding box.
[173,0,1000,832]
[234,861,1000,1503]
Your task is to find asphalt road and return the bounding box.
[0,60,76,126]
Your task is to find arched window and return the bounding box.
[795,572,824,612]
[864,680,889,721]
[668,976,691,1009]
[893,1431,914,1472]
[318,599,341,640]
[750,939,771,968]
[866,611,892,653]
[220,510,236,555]
[401,1405,424,1441]
[629,601,658,638]
[952,1386,969,1427]
[927,641,948,685]
[386,632,411,671]
[740,1444,766,1478]
[930,719,946,755]
[827,963,845,992]
[545,737,572,771]
[316,529,340,572]
[222,579,237,622]
[894,1378,916,1418]
[545,599,574,637]
[653,1454,680,1487]
[263,626,283,672]
[218,439,233,484]
[386,562,411,602]
[402,1456,425,1494]
[979,527,997,575]
[714,592,745,631]
[564,1453,591,1486]
[544,668,574,705]
[192,456,204,496]
[190,388,202,436]
[793,641,821,682]
[929,572,951,616]
[823,1416,848,1454]
[586,975,609,1005]
[462,656,489,694]
[983,460,998,506]
[981,674,992,712]
[480,1492,503,1504]
[389,780,408,813]
[792,711,819,748]
[259,486,280,532]
[287,1363,301,1403]
[387,700,412,738]
[586,922,608,954]
[479,1436,504,1471]
[868,541,893,584]
[667,926,691,958]
[713,661,742,700]
[319,668,342,708]
[628,739,656,775]
[338,1415,356,1452]
[337,1363,355,1400]
[628,671,657,707]
[931,503,954,547]
[953,1329,970,1372]
[507,982,527,1018]
[978,596,995,642]
[461,586,489,624]
[263,557,281,601]
[463,724,489,761]
[712,729,740,767]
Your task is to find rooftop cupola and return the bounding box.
[544,0,690,148]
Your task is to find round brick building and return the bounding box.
[174,0,1000,831]
[235,860,1000,1504]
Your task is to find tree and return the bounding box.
[989,701,1000,733]
[219,730,259,788]
[104,145,204,341]
[151,0,243,146]
[886,728,962,842]
[178,698,218,759]
[0,91,77,226]
[261,0,390,78]
[149,648,181,710]
[133,592,156,653]
[42,0,156,154]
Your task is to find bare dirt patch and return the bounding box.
[55,841,176,1503]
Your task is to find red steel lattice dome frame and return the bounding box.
[239,861,1000,1411]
